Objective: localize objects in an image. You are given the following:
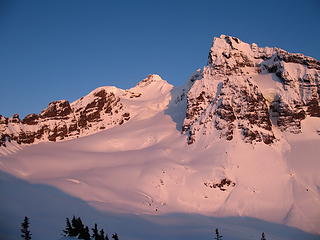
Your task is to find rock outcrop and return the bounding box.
[182,35,320,144]
[0,89,129,146]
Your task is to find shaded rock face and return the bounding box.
[0,89,130,146]
[182,35,320,144]
[40,100,72,119]
[22,114,39,125]
[183,75,275,145]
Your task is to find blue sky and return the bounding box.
[1,0,319,118]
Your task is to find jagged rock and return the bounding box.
[22,113,39,125]
[40,100,72,119]
[0,87,130,146]
[306,98,320,117]
[17,131,36,144]
[182,34,319,144]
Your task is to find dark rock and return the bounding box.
[204,178,236,191]
[122,112,130,120]
[277,51,320,70]
[86,111,101,122]
[18,131,36,144]
[78,112,88,128]
[22,113,39,125]
[272,100,306,133]
[57,124,68,138]
[307,99,320,117]
[40,100,72,119]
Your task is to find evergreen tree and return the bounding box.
[214,228,222,240]
[99,229,105,240]
[79,226,90,240]
[261,232,266,240]
[92,223,99,240]
[21,216,32,240]
[63,218,74,236]
[112,233,119,240]
[72,216,85,235]
[71,216,78,236]
[62,216,118,240]
[63,216,90,240]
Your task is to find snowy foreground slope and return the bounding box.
[1,35,320,240]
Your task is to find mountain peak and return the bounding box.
[218,34,242,44]
[211,34,248,53]
[136,74,166,88]
[208,34,275,68]
[184,35,320,145]
[147,74,163,81]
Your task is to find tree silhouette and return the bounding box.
[99,229,106,240]
[79,226,90,240]
[112,233,119,240]
[63,217,76,236]
[71,216,85,235]
[62,216,116,240]
[214,228,222,240]
[63,216,90,239]
[21,216,32,240]
[92,223,99,240]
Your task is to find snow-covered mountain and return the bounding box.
[0,35,319,240]
[182,35,320,144]
[0,74,171,146]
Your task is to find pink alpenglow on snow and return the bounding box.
[0,35,319,240]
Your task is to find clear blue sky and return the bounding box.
[1,0,319,118]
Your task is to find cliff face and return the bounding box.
[182,35,320,144]
[0,90,128,146]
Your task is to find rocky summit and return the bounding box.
[182,35,320,144]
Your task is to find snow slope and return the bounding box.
[2,170,319,240]
[1,93,319,234]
